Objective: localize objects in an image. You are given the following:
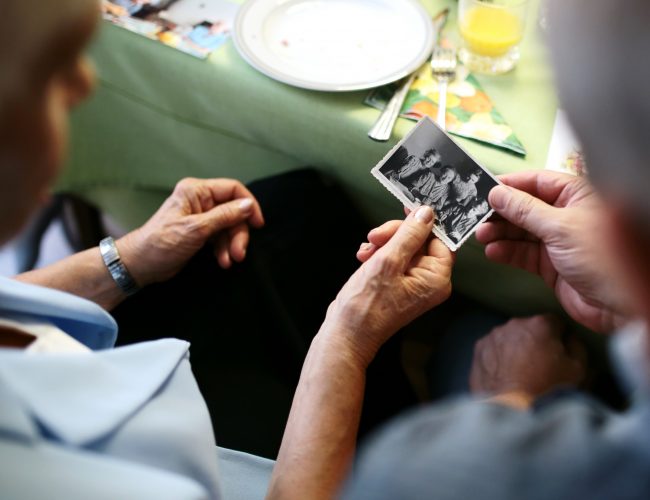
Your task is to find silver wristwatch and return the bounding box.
[99,236,139,296]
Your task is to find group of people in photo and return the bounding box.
[388,148,490,242]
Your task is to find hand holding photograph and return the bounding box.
[371,117,499,251]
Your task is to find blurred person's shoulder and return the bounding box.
[343,394,650,500]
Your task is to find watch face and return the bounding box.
[100,238,119,263]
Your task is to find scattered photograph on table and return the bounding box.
[101,0,239,59]
[371,117,500,251]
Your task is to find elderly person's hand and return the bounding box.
[321,206,454,367]
[470,314,586,407]
[475,171,629,333]
[117,178,264,286]
[268,206,453,499]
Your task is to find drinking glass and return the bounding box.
[458,0,530,75]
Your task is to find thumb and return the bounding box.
[378,205,435,270]
[194,198,255,232]
[489,185,557,239]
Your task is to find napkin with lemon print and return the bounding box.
[366,64,526,156]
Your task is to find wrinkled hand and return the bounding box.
[470,314,586,400]
[322,206,454,366]
[476,171,628,333]
[118,178,264,286]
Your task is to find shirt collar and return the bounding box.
[0,339,189,446]
[0,277,117,350]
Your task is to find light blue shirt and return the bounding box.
[0,277,272,499]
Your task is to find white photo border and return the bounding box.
[371,116,502,252]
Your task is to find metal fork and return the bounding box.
[430,47,457,130]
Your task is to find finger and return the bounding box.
[408,244,454,278]
[475,220,536,244]
[357,242,378,263]
[358,220,402,263]
[367,220,402,247]
[496,170,578,205]
[488,185,559,240]
[203,179,265,228]
[425,236,455,263]
[525,313,566,340]
[175,180,204,214]
[484,240,543,275]
[192,198,256,235]
[228,223,250,263]
[377,205,435,271]
[406,233,453,269]
[174,178,217,213]
[179,178,265,228]
[214,233,232,269]
[486,240,557,288]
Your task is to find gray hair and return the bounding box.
[547,0,650,222]
[0,0,96,114]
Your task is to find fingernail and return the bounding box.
[238,198,253,212]
[489,186,509,210]
[359,242,374,252]
[414,205,433,223]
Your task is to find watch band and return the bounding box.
[99,236,139,296]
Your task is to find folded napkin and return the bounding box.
[366,64,526,156]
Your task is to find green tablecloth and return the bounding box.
[62,0,562,316]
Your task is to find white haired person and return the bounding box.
[334,0,650,499]
[0,0,454,498]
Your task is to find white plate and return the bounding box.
[233,0,435,91]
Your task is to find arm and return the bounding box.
[267,330,367,499]
[16,178,264,310]
[16,244,133,311]
[268,206,454,499]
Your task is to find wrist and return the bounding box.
[99,236,140,296]
[315,315,382,370]
[114,231,150,287]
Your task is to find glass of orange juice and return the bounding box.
[458,0,530,75]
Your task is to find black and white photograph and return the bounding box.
[371,117,500,251]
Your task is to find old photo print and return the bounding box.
[371,117,500,251]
